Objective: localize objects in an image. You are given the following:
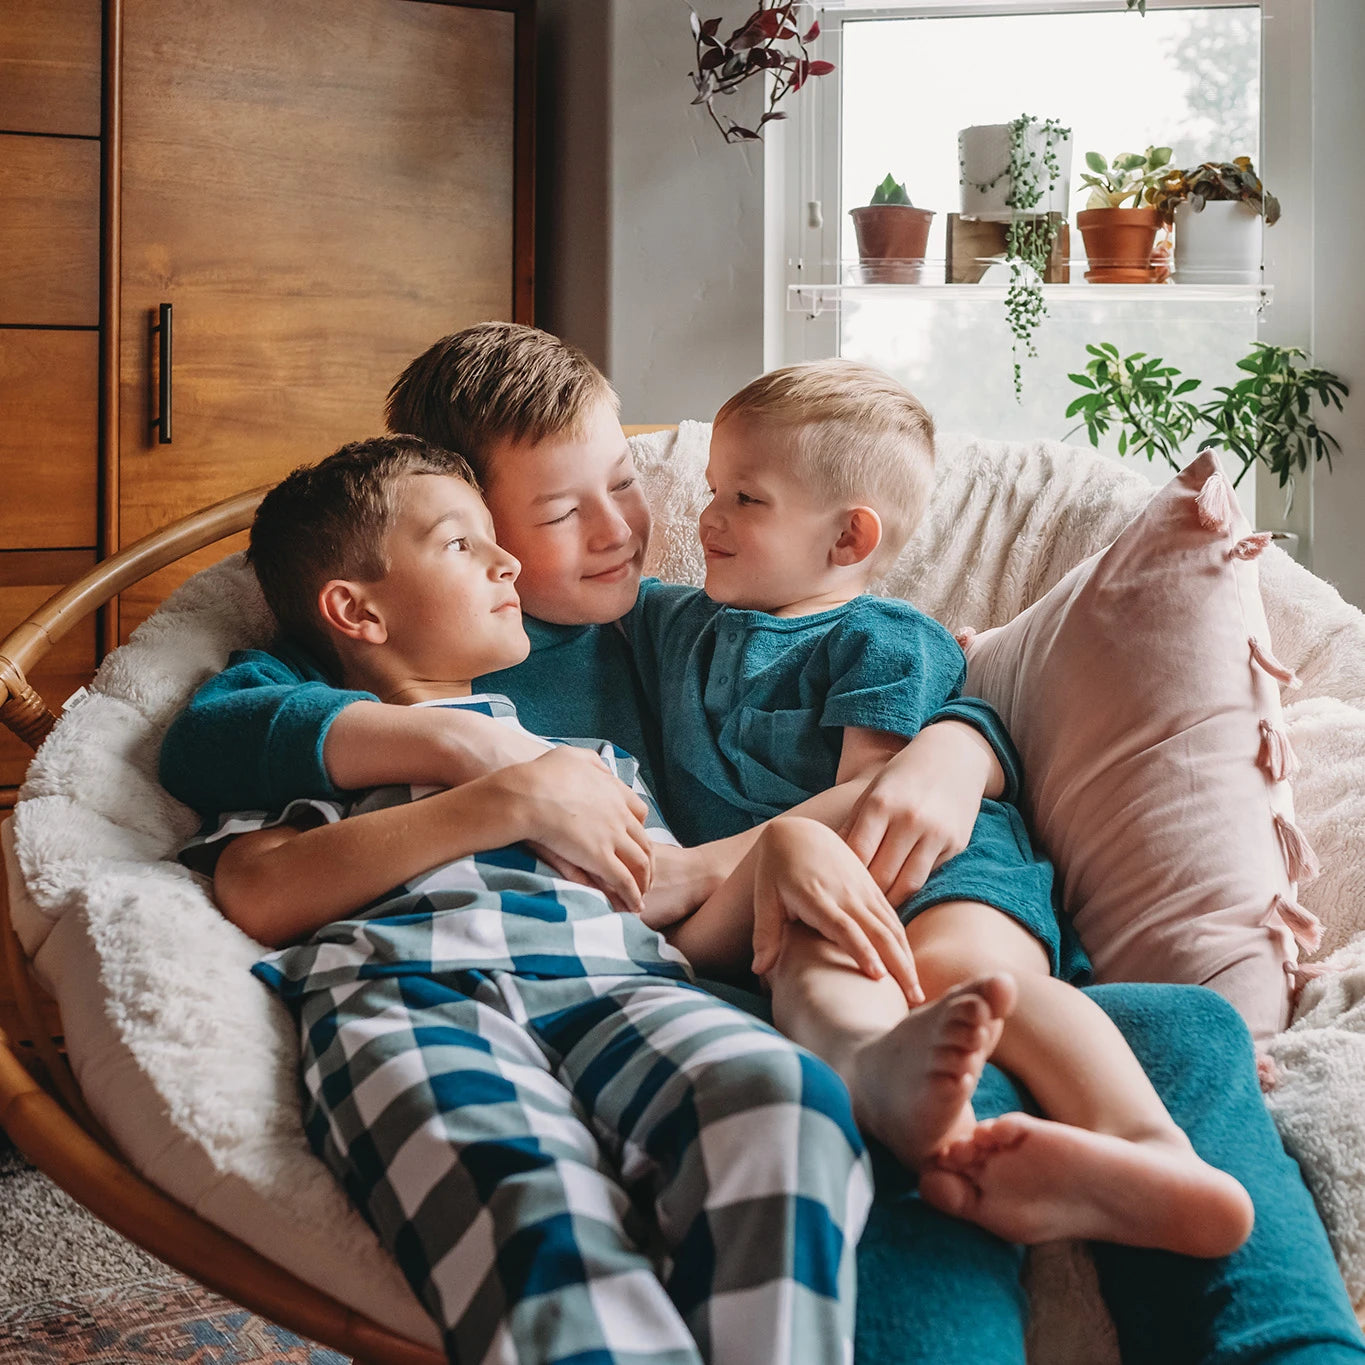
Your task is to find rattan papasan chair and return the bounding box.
[2,425,1363,1364]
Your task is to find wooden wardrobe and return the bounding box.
[0,0,534,796]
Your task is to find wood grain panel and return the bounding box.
[0,0,102,136]
[0,135,100,326]
[117,0,519,637]
[0,332,99,549]
[0,560,98,791]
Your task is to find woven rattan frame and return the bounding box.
[0,425,677,1363]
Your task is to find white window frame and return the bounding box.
[764,0,1316,542]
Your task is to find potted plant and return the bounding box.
[1063,340,1348,492]
[958,115,1072,399]
[1075,146,1172,283]
[849,173,935,283]
[1148,158,1280,284]
[688,4,832,144]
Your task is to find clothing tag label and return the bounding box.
[61,686,92,713]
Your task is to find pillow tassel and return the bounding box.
[1274,813,1322,885]
[1284,959,1335,1010]
[1249,636,1301,690]
[1263,891,1323,954]
[1195,471,1236,533]
[1229,531,1274,561]
[1257,718,1300,782]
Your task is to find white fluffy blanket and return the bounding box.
[10,427,1365,1355]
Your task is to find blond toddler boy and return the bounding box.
[624,359,1255,1257]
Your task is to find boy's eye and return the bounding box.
[736,491,760,506]
[612,477,636,493]
[545,507,577,526]
[447,537,470,552]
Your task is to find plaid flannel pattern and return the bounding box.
[226,695,870,1362]
[262,961,870,1364]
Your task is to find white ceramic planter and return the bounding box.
[959,122,1072,221]
[1172,200,1263,284]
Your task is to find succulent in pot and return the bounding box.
[849,173,935,283]
[1075,146,1172,284]
[1149,157,1279,284]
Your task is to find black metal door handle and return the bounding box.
[150,303,172,444]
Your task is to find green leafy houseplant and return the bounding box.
[1078,146,1173,209]
[1075,146,1173,284]
[688,4,833,144]
[1064,341,1349,489]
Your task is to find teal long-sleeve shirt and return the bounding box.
[158,618,663,818]
[159,592,1018,836]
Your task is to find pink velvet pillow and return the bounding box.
[961,450,1320,1043]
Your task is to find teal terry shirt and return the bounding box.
[158,618,662,818]
[622,579,1022,848]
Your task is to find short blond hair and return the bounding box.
[386,322,619,482]
[715,359,935,566]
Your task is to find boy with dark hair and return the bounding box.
[199,435,1006,1364]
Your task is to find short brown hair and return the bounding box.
[715,359,936,567]
[248,435,477,672]
[385,322,618,483]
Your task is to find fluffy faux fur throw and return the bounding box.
[10,428,1365,1355]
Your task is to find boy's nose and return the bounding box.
[493,548,520,580]
[588,502,632,551]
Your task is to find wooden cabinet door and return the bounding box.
[117,0,523,637]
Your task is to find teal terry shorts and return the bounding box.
[900,798,1091,985]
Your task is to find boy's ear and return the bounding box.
[318,580,389,645]
[830,506,883,568]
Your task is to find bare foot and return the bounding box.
[848,974,1016,1168]
[919,1112,1254,1258]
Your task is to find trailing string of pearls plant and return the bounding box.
[961,115,1072,400]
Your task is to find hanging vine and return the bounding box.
[963,114,1071,399]
[688,4,833,144]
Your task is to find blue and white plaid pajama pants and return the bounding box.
[292,968,871,1365]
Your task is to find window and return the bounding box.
[775,1,1269,507]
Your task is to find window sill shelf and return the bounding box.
[788,280,1271,317]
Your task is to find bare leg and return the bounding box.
[765,925,1016,1167]
[906,901,1254,1257]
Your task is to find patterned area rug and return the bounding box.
[0,1277,346,1364]
[0,1134,344,1364]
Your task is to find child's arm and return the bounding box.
[214,746,655,947]
[664,816,921,1005]
[160,646,551,816]
[836,718,1006,909]
[645,716,1005,924]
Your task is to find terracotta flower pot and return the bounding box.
[849,205,935,283]
[1077,207,1162,283]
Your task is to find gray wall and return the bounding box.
[1304,0,1365,607]
[536,0,767,423]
